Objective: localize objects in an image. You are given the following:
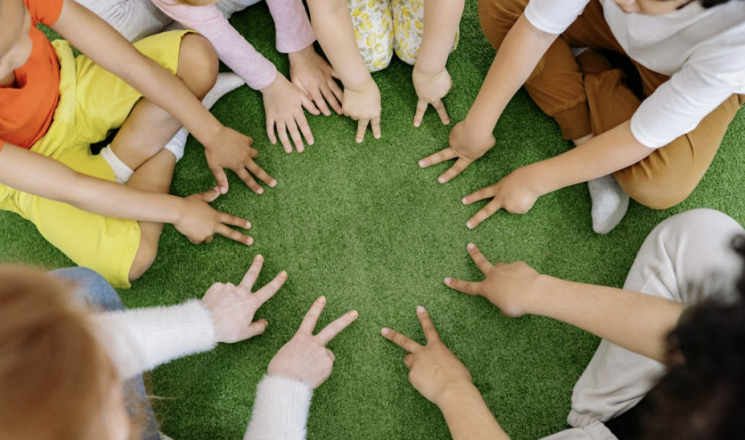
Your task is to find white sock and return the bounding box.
[588,174,630,234]
[163,73,245,162]
[164,127,188,162]
[202,72,245,110]
[100,145,134,184]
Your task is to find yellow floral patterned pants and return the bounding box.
[348,0,459,72]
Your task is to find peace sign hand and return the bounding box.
[381,307,473,406]
[444,243,541,317]
[268,297,359,389]
[418,120,495,184]
[200,255,287,344]
[462,168,541,229]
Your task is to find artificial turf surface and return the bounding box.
[4,2,745,439]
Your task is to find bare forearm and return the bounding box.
[0,144,184,224]
[465,15,556,134]
[439,384,509,440]
[528,121,653,196]
[53,0,224,146]
[307,0,372,89]
[414,0,465,75]
[528,275,684,362]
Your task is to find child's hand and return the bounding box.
[261,73,316,153]
[412,66,452,127]
[462,167,541,228]
[201,255,287,343]
[418,119,496,183]
[444,243,541,317]
[342,79,381,143]
[204,127,277,194]
[268,296,358,389]
[289,45,344,117]
[381,307,473,406]
[175,187,254,245]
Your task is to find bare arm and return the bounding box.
[410,0,465,126]
[307,0,381,142]
[420,14,557,181]
[0,143,253,245]
[446,244,684,363]
[439,384,510,440]
[52,0,275,193]
[529,275,683,362]
[0,143,182,222]
[382,308,509,440]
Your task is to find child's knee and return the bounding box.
[177,34,219,99]
[128,236,159,283]
[615,168,694,210]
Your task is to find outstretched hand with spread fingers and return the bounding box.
[418,119,495,184]
[462,169,541,229]
[200,255,287,343]
[444,243,541,317]
[268,296,359,389]
[381,306,473,406]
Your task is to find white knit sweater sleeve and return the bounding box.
[91,300,217,380]
[244,376,313,440]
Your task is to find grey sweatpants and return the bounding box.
[543,209,744,440]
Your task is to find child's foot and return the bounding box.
[589,174,629,234]
[202,72,245,110]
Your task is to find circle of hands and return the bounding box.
[202,242,541,395]
[188,52,544,396]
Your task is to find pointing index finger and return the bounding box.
[381,327,422,354]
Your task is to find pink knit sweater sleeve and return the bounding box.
[266,0,316,54]
[152,0,277,90]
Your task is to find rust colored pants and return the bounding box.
[478,0,745,209]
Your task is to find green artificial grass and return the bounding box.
[4,2,745,439]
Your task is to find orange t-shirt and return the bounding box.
[0,0,64,152]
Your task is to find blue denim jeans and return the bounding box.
[49,267,162,440]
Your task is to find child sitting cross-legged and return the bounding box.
[0,0,276,288]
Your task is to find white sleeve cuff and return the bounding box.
[92,300,217,379]
[244,376,313,440]
[524,0,589,35]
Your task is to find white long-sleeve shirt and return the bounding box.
[92,301,311,440]
[524,0,745,148]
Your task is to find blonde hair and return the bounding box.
[0,268,124,440]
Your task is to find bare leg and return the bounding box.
[110,34,219,282]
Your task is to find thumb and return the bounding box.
[211,167,229,194]
[247,319,269,337]
[200,186,221,203]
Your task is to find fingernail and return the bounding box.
[467,243,475,250]
[280,271,287,278]
[318,296,327,303]
[246,221,252,228]
[414,121,420,127]
[462,198,468,205]
[467,222,473,229]
[247,237,254,245]
[356,138,362,143]
[256,254,263,261]
[350,310,359,318]
[444,277,451,284]
[418,160,426,168]
[375,134,381,139]
[257,187,264,195]
[221,187,227,194]
[438,176,446,184]
[298,146,305,153]
[381,327,390,335]
[444,119,450,125]
[416,306,425,314]
[270,180,277,187]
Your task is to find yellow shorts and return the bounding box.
[0,30,190,288]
